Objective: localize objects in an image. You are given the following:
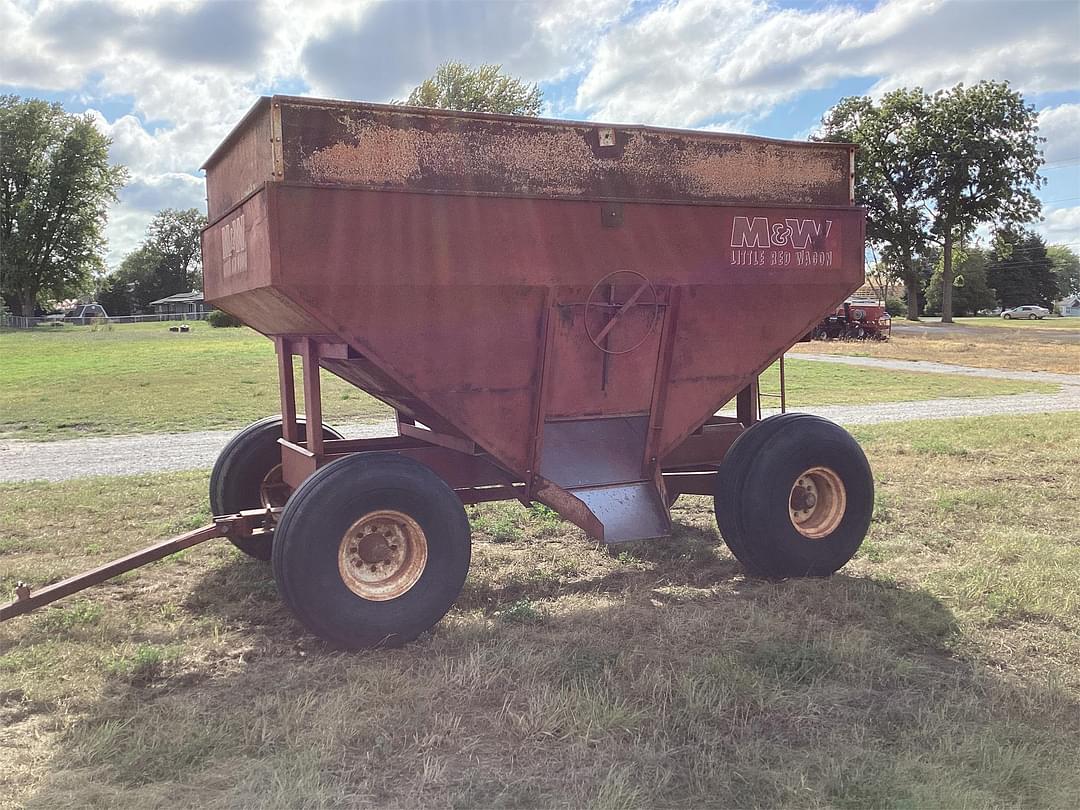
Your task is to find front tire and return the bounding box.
[715,415,873,577]
[210,416,343,560]
[272,452,471,649]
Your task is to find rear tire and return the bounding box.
[210,416,343,560]
[272,452,471,649]
[715,414,873,577]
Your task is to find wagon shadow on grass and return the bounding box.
[19,532,1080,809]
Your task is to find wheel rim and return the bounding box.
[788,466,846,539]
[338,510,428,601]
[259,464,292,509]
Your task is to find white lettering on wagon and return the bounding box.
[221,213,247,278]
[729,216,834,268]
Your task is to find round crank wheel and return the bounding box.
[272,452,471,649]
[714,414,873,578]
[210,415,343,560]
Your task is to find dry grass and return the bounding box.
[1,413,1078,808]
[954,316,1080,330]
[790,326,1080,375]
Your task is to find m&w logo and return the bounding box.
[730,216,832,249]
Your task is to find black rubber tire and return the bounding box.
[1029,314,1037,320]
[209,415,343,560]
[272,452,471,649]
[715,414,872,578]
[714,413,814,568]
[1004,314,1012,319]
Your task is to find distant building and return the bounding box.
[1056,295,1080,317]
[148,291,210,316]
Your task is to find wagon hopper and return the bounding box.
[3,97,873,649]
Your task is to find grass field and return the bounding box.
[791,326,1079,375]
[1,413,1077,808]
[0,322,1060,441]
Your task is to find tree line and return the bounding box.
[2,69,1076,321]
[818,80,1075,319]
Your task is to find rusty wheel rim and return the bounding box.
[338,510,428,601]
[259,464,291,509]
[788,466,846,539]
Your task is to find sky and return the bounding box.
[1,0,1078,270]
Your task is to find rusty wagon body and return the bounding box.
[3,97,874,649]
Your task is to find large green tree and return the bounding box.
[405,62,543,116]
[818,89,931,320]
[986,230,1058,310]
[924,245,997,316]
[0,96,127,315]
[1047,245,1079,298]
[921,82,1043,322]
[98,208,206,313]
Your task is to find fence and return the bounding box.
[1,312,211,329]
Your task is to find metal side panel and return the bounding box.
[538,416,649,488]
[573,482,670,543]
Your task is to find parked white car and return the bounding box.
[1001,305,1049,320]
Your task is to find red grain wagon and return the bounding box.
[4,97,873,649]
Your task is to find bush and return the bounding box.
[207,310,242,328]
[885,297,906,317]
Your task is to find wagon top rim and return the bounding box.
[201,94,859,172]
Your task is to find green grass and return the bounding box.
[0,321,392,441]
[1,413,1077,808]
[0,321,1058,441]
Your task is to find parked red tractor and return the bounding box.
[812,298,891,341]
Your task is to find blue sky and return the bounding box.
[1,0,1078,267]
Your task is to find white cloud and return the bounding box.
[1039,205,1080,248]
[1038,104,1080,164]
[300,0,628,102]
[575,0,1080,127]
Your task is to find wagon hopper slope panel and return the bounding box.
[202,97,864,543]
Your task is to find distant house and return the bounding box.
[148,291,210,316]
[1056,295,1080,317]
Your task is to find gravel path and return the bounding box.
[2,356,1077,483]
[0,420,398,484]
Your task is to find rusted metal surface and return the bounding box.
[202,96,864,543]
[338,510,428,601]
[0,509,277,622]
[203,97,851,221]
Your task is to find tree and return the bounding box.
[920,82,1043,322]
[986,230,1058,309]
[0,96,127,315]
[924,245,997,316]
[97,208,206,313]
[405,62,543,116]
[818,90,932,320]
[96,267,135,316]
[1047,245,1079,298]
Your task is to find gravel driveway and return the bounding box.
[2,356,1077,483]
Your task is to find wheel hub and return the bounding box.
[788,466,846,539]
[259,464,291,509]
[338,510,428,601]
